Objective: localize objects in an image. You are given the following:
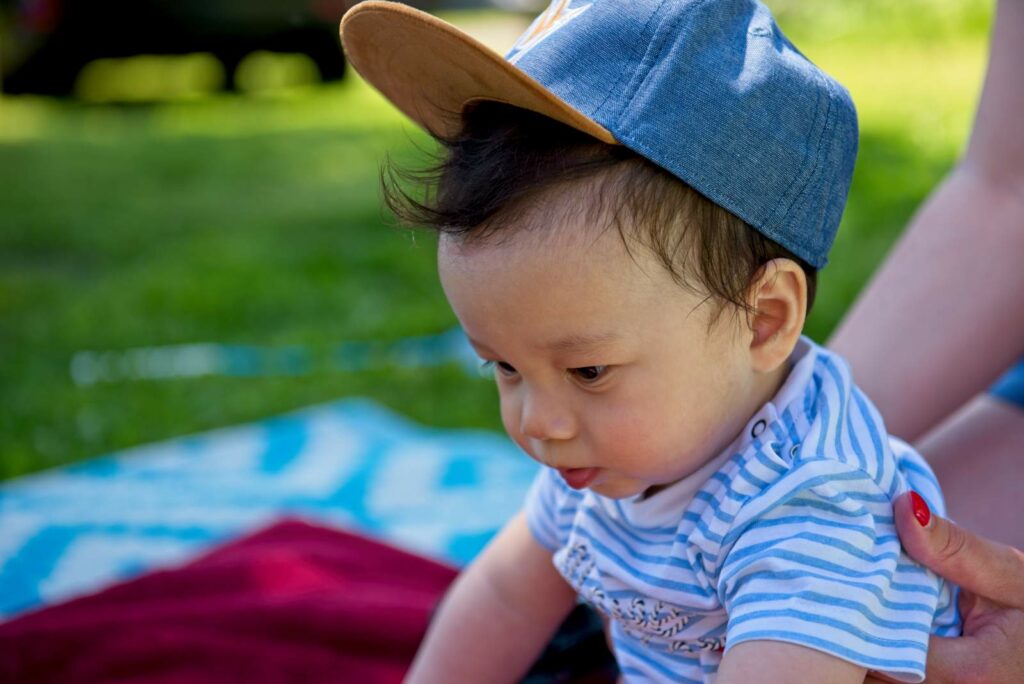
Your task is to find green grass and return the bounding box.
[0,3,992,479]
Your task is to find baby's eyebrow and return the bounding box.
[541,331,622,353]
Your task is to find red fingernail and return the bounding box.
[910,491,931,527]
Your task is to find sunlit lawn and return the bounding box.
[0,2,991,479]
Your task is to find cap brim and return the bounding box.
[339,1,616,144]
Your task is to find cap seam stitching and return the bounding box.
[784,78,837,266]
[763,50,829,224]
[607,0,704,127]
[591,0,672,121]
[766,67,835,266]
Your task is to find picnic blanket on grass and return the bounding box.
[0,399,537,620]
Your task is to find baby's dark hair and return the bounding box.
[383,101,817,320]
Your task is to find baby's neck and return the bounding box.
[741,359,793,431]
[641,359,793,502]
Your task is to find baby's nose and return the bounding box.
[519,390,576,441]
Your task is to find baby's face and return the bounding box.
[438,219,763,499]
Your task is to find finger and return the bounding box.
[894,491,1024,610]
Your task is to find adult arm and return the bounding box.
[404,510,577,684]
[828,0,1024,443]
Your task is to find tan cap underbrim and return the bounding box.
[339,1,616,144]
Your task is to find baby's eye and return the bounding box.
[478,360,519,380]
[570,365,607,383]
[496,361,518,376]
[480,360,518,377]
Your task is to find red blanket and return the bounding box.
[0,519,458,684]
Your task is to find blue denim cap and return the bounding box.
[341,0,859,268]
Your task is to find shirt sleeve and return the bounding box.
[716,458,940,683]
[522,465,578,553]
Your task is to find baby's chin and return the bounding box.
[586,475,652,500]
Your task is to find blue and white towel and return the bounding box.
[0,399,537,620]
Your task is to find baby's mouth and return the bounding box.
[557,467,600,490]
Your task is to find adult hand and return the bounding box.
[872,492,1024,683]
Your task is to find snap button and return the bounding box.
[750,419,767,438]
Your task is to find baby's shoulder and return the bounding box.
[783,340,917,495]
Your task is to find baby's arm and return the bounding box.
[404,510,578,684]
[717,640,866,684]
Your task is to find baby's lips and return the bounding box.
[558,467,600,489]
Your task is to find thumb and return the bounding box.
[894,491,1024,610]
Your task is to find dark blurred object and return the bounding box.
[0,0,358,96]
[523,603,619,684]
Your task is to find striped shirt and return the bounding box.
[525,336,960,683]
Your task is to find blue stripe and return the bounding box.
[782,406,804,450]
[720,467,879,548]
[897,456,938,483]
[793,485,889,505]
[786,496,881,521]
[816,392,833,461]
[734,513,883,543]
[678,513,725,545]
[729,591,933,631]
[806,373,823,422]
[753,447,787,476]
[844,395,868,472]
[725,568,938,612]
[571,527,713,597]
[853,388,888,488]
[736,465,771,489]
[730,608,928,651]
[580,508,696,573]
[890,581,938,596]
[688,487,739,525]
[725,530,899,567]
[820,356,850,464]
[721,548,904,589]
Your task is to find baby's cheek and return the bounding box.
[497,394,527,447]
[598,407,661,455]
[602,405,697,471]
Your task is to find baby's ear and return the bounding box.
[747,259,807,372]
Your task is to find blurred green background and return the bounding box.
[0,0,993,479]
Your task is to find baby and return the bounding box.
[340,0,961,682]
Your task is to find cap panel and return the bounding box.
[613,0,846,266]
[506,0,668,133]
[768,77,859,268]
